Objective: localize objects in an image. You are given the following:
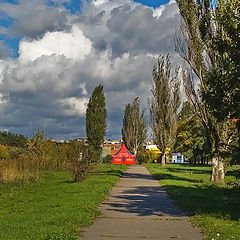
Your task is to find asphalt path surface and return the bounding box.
[79,165,203,240]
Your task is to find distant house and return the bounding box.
[171,153,184,164]
[101,140,122,160]
[78,137,88,144]
[145,145,161,154]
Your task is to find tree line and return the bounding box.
[0,131,27,148]
[121,0,239,183]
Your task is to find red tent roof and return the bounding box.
[113,143,134,157]
[112,144,136,165]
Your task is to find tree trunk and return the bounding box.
[133,148,137,156]
[211,156,225,183]
[161,153,166,166]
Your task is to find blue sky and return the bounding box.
[133,0,170,8]
[64,0,170,13]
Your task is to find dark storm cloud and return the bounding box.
[107,5,179,56]
[0,0,71,38]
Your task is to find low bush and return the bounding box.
[102,154,112,164]
[136,153,146,164]
[136,151,159,164]
[70,142,98,182]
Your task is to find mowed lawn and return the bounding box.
[0,164,127,240]
[146,164,240,240]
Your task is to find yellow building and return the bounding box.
[145,145,161,162]
[145,145,161,154]
[145,145,171,163]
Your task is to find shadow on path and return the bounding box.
[105,185,186,217]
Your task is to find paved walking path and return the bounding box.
[79,165,203,240]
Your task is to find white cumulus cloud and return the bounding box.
[92,0,109,6]
[19,26,92,62]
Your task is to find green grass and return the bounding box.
[0,164,127,240]
[145,164,240,240]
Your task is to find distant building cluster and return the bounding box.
[51,137,123,149]
[51,137,185,163]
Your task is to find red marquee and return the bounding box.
[112,144,136,165]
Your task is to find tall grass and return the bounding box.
[0,131,90,183]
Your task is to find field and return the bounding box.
[146,164,240,240]
[0,164,127,240]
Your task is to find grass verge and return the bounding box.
[0,164,127,240]
[145,164,240,240]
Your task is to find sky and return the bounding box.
[0,0,180,140]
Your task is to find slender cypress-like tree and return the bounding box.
[86,85,107,150]
[149,55,180,165]
[122,97,147,155]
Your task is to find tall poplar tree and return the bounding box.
[175,0,239,182]
[149,55,180,165]
[122,97,147,155]
[86,85,107,150]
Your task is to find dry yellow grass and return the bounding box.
[0,160,19,182]
[0,159,37,183]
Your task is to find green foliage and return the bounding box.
[102,154,112,164]
[0,131,27,148]
[86,85,107,150]
[71,143,99,182]
[202,0,240,121]
[0,145,10,160]
[146,164,240,240]
[174,101,210,161]
[228,168,240,187]
[135,152,148,164]
[149,55,180,164]
[122,97,147,155]
[0,131,93,183]
[175,0,239,181]
[0,164,127,240]
[145,151,159,163]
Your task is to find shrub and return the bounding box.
[137,151,159,164]
[102,154,112,164]
[136,153,146,164]
[0,145,10,160]
[71,143,99,182]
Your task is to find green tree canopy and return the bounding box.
[0,131,27,148]
[149,55,180,165]
[122,97,147,155]
[86,85,107,150]
[174,101,210,162]
[175,0,239,182]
